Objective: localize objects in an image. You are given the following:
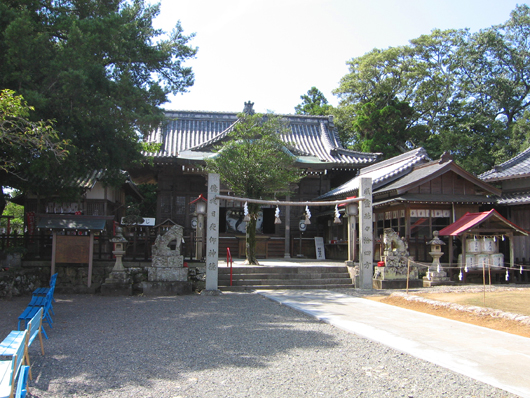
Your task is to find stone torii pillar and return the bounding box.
[358,178,373,289]
[204,173,220,294]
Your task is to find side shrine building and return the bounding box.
[129,103,380,259]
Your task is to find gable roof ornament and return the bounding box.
[243,101,255,115]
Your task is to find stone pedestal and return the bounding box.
[423,270,454,287]
[142,224,192,296]
[372,228,422,289]
[373,259,423,289]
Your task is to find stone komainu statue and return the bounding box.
[383,228,409,257]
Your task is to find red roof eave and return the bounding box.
[438,209,528,236]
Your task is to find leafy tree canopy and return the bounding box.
[0,89,68,213]
[205,113,302,264]
[333,5,530,173]
[295,87,333,116]
[0,0,196,195]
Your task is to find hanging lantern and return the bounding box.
[304,206,311,225]
[333,204,341,224]
[274,206,281,224]
[243,202,251,222]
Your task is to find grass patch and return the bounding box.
[419,290,530,316]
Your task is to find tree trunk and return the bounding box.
[0,186,6,216]
[245,203,260,265]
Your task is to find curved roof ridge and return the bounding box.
[188,119,240,151]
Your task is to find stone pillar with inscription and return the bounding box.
[204,173,221,294]
[358,178,373,289]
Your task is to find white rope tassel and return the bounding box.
[304,206,311,225]
[334,204,341,224]
[243,202,251,222]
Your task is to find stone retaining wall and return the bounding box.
[0,260,206,297]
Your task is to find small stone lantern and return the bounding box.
[424,230,452,287]
[427,230,445,271]
[110,225,128,273]
[101,224,132,295]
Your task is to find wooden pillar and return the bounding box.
[509,231,514,269]
[51,232,57,277]
[88,232,94,288]
[284,194,291,258]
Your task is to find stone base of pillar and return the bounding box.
[372,279,424,289]
[200,289,222,296]
[423,273,455,287]
[101,281,133,296]
[101,270,132,296]
[141,281,192,296]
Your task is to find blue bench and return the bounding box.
[32,273,57,315]
[18,289,53,333]
[14,366,28,398]
[0,329,27,398]
[5,308,45,383]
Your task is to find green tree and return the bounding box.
[334,5,530,174]
[1,200,25,234]
[0,0,196,197]
[206,113,302,265]
[0,89,68,214]
[295,87,333,115]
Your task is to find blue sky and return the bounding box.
[152,0,527,114]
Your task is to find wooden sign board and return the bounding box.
[56,235,91,263]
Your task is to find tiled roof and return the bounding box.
[479,146,530,181]
[496,191,530,205]
[317,148,430,199]
[144,110,379,166]
[318,149,501,200]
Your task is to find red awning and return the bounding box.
[438,209,528,236]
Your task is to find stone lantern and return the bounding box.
[101,225,132,295]
[190,194,207,261]
[423,230,453,287]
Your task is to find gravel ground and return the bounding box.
[0,292,519,398]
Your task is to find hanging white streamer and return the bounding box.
[464,265,468,273]
[459,269,463,281]
[334,205,340,220]
[305,206,311,220]
[244,202,249,216]
[505,269,509,281]
[275,206,280,218]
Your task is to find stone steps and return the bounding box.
[218,266,354,291]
